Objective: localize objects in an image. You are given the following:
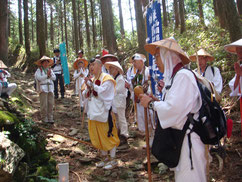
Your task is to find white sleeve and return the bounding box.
[116,77,126,95]
[35,69,48,81]
[153,71,202,130]
[50,69,56,81]
[212,67,223,94]
[229,74,241,96]
[73,70,81,80]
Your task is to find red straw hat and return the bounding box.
[73,58,88,70]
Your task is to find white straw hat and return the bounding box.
[104,61,123,74]
[131,53,146,62]
[224,38,242,54]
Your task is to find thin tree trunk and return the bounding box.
[72,0,79,54]
[18,0,23,44]
[179,0,185,33]
[213,0,218,17]
[44,0,47,42]
[36,0,46,57]
[90,0,97,48]
[162,0,168,27]
[237,0,242,16]
[0,0,8,62]
[198,0,205,25]
[60,1,64,42]
[31,0,34,42]
[23,0,30,57]
[64,0,68,53]
[174,0,180,29]
[8,0,10,37]
[118,0,125,38]
[128,0,135,38]
[215,0,226,28]
[77,0,83,49]
[84,0,91,49]
[134,0,146,55]
[50,4,54,47]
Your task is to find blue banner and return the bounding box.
[59,42,70,85]
[146,1,163,98]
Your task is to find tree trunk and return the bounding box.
[77,0,83,49]
[128,0,135,38]
[118,0,125,38]
[0,0,8,62]
[174,0,180,29]
[90,0,96,48]
[23,0,30,57]
[162,0,168,27]
[60,1,64,42]
[84,0,91,49]
[179,0,185,33]
[31,0,34,42]
[213,0,218,17]
[8,0,10,37]
[219,0,242,41]
[237,0,242,16]
[63,0,68,53]
[50,4,54,47]
[215,0,226,28]
[36,0,46,57]
[72,0,79,54]
[100,0,118,53]
[134,0,146,55]
[44,0,47,42]
[18,0,23,45]
[198,0,205,25]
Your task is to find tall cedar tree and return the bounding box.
[64,0,69,53]
[162,0,168,27]
[174,0,180,29]
[8,0,10,37]
[36,0,46,57]
[44,0,47,42]
[128,0,135,38]
[84,0,91,49]
[100,0,118,53]
[0,0,8,62]
[134,0,146,55]
[77,0,83,49]
[237,0,242,16]
[90,0,97,48]
[31,0,34,42]
[23,0,30,57]
[50,4,54,47]
[214,0,226,28]
[72,0,79,54]
[60,1,64,42]
[179,0,185,33]
[198,0,205,25]
[118,0,125,38]
[18,0,23,45]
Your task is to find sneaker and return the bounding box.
[96,157,109,168]
[103,159,118,170]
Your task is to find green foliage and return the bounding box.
[0,111,19,126]
[37,176,58,182]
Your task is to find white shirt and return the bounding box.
[126,66,137,85]
[112,74,127,112]
[52,56,62,74]
[35,68,56,93]
[0,69,10,83]
[229,73,242,97]
[200,66,223,94]
[73,68,89,90]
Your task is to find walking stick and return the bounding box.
[144,107,152,182]
[134,86,152,182]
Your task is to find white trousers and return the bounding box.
[78,90,84,107]
[0,83,17,96]
[115,107,129,138]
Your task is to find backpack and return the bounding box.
[34,68,42,93]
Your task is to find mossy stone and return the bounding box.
[0,111,19,126]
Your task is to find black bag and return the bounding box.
[151,118,190,168]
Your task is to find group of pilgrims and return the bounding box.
[0,37,241,181]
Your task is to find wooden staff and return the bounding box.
[195,49,201,75]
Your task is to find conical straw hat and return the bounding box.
[73,58,88,70]
[35,56,54,67]
[0,60,8,69]
[189,49,214,62]
[104,61,123,74]
[224,38,242,54]
[100,54,118,63]
[144,38,190,65]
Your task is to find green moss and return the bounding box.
[0,111,19,126]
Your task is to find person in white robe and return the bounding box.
[140,38,207,182]
[0,60,17,99]
[73,58,89,110]
[190,49,223,94]
[35,56,56,123]
[100,54,118,74]
[83,59,120,170]
[224,39,242,97]
[104,61,129,145]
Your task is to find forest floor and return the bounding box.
[11,69,242,182]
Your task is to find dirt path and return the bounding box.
[12,70,242,182]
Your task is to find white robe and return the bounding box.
[0,69,17,96]
[35,68,56,93]
[229,65,242,97]
[200,66,223,94]
[74,68,89,95]
[154,69,206,182]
